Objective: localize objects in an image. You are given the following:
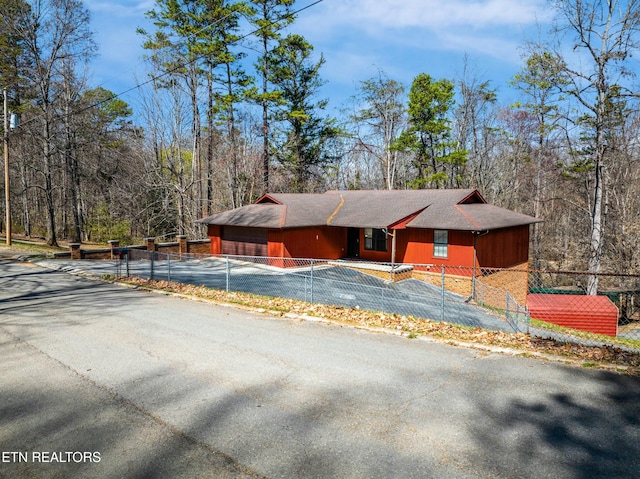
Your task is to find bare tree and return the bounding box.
[511,50,568,271]
[350,70,406,190]
[13,0,96,246]
[551,0,640,293]
[453,58,498,192]
[606,110,640,273]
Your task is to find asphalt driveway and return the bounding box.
[37,256,516,332]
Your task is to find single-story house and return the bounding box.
[197,189,542,270]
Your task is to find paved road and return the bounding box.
[1,259,639,479]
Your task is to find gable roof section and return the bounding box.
[323,190,479,229]
[197,203,286,228]
[457,203,543,230]
[260,193,342,227]
[407,203,543,231]
[198,189,542,231]
[198,193,341,228]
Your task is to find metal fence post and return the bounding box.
[167,253,171,282]
[225,255,230,292]
[125,250,129,278]
[310,259,314,303]
[441,267,445,321]
[471,274,476,302]
[150,251,155,280]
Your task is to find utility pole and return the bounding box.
[3,88,10,246]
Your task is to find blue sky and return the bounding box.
[84,0,554,115]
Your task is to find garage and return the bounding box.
[221,226,268,256]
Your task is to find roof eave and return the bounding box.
[256,193,282,205]
[458,189,486,204]
[388,207,429,230]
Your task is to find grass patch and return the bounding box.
[530,318,640,350]
[0,239,64,255]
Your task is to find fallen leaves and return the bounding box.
[121,277,640,375]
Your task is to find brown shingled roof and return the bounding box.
[197,204,286,228]
[259,193,342,227]
[197,189,542,231]
[323,189,483,228]
[407,203,543,230]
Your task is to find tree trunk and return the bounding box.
[42,118,58,247]
[586,158,605,295]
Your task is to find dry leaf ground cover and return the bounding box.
[119,277,640,375]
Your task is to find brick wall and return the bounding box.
[412,270,474,298]
[475,263,529,309]
[187,239,212,255]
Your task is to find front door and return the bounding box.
[347,228,360,258]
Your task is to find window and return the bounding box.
[433,229,448,258]
[364,228,387,252]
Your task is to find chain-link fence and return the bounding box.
[112,250,640,351]
[526,269,640,346]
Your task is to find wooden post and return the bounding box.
[108,240,120,260]
[176,235,187,256]
[69,243,81,260]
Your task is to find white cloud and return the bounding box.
[84,0,153,18]
[298,0,551,61]
[291,0,555,109]
[318,0,550,30]
[81,0,553,110]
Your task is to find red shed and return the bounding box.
[527,294,619,337]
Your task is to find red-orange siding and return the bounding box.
[398,229,475,266]
[476,226,530,268]
[207,225,222,254]
[271,227,346,259]
[207,223,531,270]
[527,294,619,337]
